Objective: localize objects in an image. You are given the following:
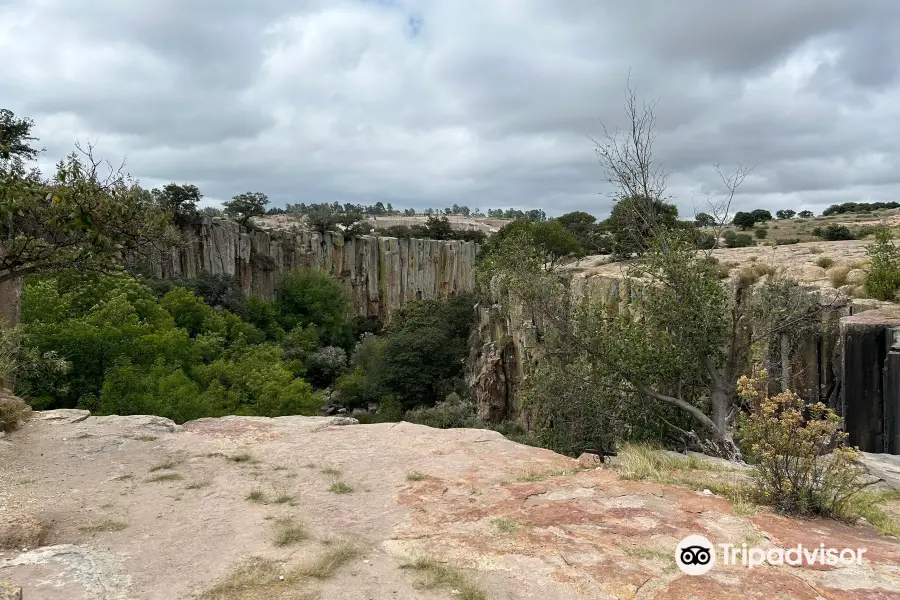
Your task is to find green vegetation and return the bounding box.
[401,557,487,600]
[866,228,900,301]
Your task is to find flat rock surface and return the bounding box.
[2,413,900,599]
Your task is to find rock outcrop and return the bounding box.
[148,218,478,320]
[468,241,900,453]
[2,411,899,599]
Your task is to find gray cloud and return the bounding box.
[2,0,899,218]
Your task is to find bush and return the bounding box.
[815,257,835,269]
[866,228,900,301]
[753,227,768,239]
[304,346,347,387]
[814,225,853,241]
[0,391,32,433]
[0,326,21,390]
[723,231,754,248]
[404,393,476,429]
[737,371,866,519]
[276,270,351,346]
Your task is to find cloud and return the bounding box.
[2,0,899,217]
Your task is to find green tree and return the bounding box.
[798,210,814,218]
[732,211,757,230]
[866,228,900,301]
[0,110,178,292]
[275,270,351,346]
[776,209,796,220]
[151,183,201,224]
[607,195,679,256]
[694,212,716,227]
[224,192,269,227]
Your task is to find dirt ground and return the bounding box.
[2,410,900,600]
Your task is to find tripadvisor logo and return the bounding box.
[675,535,868,575]
[676,535,715,575]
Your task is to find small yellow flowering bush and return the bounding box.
[737,370,866,519]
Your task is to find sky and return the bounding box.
[2,0,899,219]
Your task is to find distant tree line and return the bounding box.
[821,201,900,216]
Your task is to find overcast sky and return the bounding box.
[2,0,899,218]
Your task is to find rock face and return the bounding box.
[468,242,898,453]
[148,218,478,320]
[840,308,900,453]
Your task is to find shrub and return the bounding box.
[753,227,768,239]
[815,257,835,269]
[723,231,754,248]
[0,391,32,433]
[276,270,351,346]
[0,326,21,390]
[304,346,348,387]
[404,393,476,429]
[865,228,900,301]
[737,371,866,519]
[827,266,852,288]
[816,225,853,241]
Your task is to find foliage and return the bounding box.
[14,271,324,421]
[753,226,768,239]
[798,210,814,218]
[694,212,716,228]
[737,371,867,519]
[723,230,754,248]
[866,227,900,301]
[775,209,796,220]
[732,210,772,230]
[0,325,20,389]
[151,183,201,224]
[822,201,899,216]
[275,270,351,347]
[304,346,347,387]
[488,219,583,267]
[813,224,853,241]
[0,109,178,287]
[554,211,610,254]
[607,195,679,256]
[223,192,269,227]
[404,393,477,429]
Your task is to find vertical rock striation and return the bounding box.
[148,218,478,321]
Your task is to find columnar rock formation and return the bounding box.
[148,218,478,320]
[468,242,900,453]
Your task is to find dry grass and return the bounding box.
[247,489,267,503]
[147,473,183,483]
[320,467,342,476]
[293,540,361,578]
[274,492,295,504]
[733,265,760,289]
[401,557,487,600]
[134,434,158,442]
[228,453,255,463]
[0,392,32,433]
[815,256,836,269]
[828,265,853,287]
[78,519,129,533]
[843,490,900,536]
[149,459,181,472]
[273,518,308,547]
[490,518,520,533]
[197,557,316,600]
[406,472,426,481]
[114,474,134,481]
[329,481,355,494]
[185,481,211,490]
[808,245,824,254]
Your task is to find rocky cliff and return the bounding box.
[148,218,478,320]
[468,241,900,452]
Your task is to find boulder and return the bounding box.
[577,452,603,468]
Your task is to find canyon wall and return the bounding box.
[468,243,900,453]
[148,218,478,321]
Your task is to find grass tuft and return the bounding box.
[406,472,426,482]
[273,492,295,504]
[273,517,308,547]
[815,256,836,269]
[147,473,183,483]
[228,453,255,463]
[134,434,158,442]
[329,481,355,494]
[490,517,520,533]
[246,489,267,503]
[149,459,180,472]
[197,557,317,600]
[320,467,342,476]
[292,540,361,579]
[79,519,128,533]
[401,556,487,600]
[185,481,211,490]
